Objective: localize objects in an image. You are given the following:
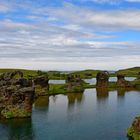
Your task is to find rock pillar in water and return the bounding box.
[117,74,132,88]
[96,71,109,88]
[66,75,84,92]
[34,75,49,96]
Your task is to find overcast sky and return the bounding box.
[0,0,140,70]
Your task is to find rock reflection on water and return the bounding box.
[67,93,84,107]
[34,96,49,111]
[96,87,134,100]
[96,88,109,99]
[117,88,126,97]
[0,118,33,140]
[1,88,140,140]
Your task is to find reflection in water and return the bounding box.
[117,88,126,97]
[67,93,84,109]
[34,96,49,111]
[84,77,136,85]
[117,88,137,98]
[1,88,140,140]
[49,80,65,84]
[51,95,57,103]
[0,118,33,140]
[66,93,84,122]
[96,88,109,101]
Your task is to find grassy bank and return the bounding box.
[0,69,38,78]
[34,82,96,96]
[0,69,66,79]
[117,67,140,77]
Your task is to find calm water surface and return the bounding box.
[0,88,140,140]
[84,77,136,85]
[49,77,136,85]
[49,80,65,84]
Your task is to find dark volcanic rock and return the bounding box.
[66,75,84,92]
[34,75,49,95]
[0,71,34,119]
[96,71,109,88]
[34,76,49,87]
[117,74,132,87]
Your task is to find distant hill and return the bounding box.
[117,67,140,77]
[0,67,140,78]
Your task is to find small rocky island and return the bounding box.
[66,74,85,92]
[127,117,140,140]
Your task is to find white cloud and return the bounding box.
[47,3,140,31]
[0,1,140,70]
[80,0,120,4]
[125,0,140,2]
[0,55,139,70]
[79,0,140,3]
[0,2,11,13]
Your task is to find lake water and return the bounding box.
[0,88,140,140]
[48,77,136,85]
[49,80,65,84]
[84,77,136,85]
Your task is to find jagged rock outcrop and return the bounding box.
[0,71,34,119]
[34,75,49,96]
[127,117,140,140]
[96,71,109,88]
[117,74,132,88]
[66,75,84,92]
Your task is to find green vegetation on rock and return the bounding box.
[70,69,100,78]
[1,107,31,119]
[127,127,140,140]
[0,68,38,78]
[49,84,67,95]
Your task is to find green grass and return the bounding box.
[70,69,100,78]
[0,68,38,78]
[117,67,140,77]
[48,83,86,95]
[47,71,67,80]
[0,69,67,79]
[0,67,139,79]
[49,84,67,95]
[1,107,31,119]
[35,83,93,96]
